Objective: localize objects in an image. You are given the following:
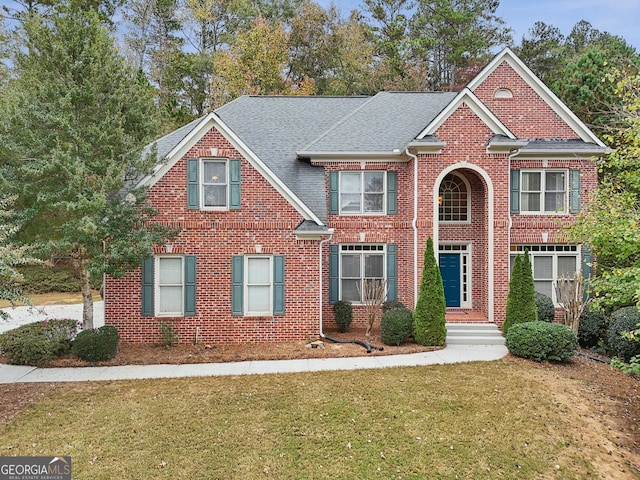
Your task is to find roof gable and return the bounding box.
[467,48,606,147]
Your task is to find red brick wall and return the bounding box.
[106,129,323,344]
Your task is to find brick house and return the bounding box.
[104,48,607,344]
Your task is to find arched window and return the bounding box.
[439,173,470,222]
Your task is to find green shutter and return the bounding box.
[387,244,397,301]
[229,159,241,210]
[329,171,339,214]
[510,170,520,214]
[581,245,593,301]
[184,255,197,316]
[570,170,581,214]
[387,171,398,214]
[273,256,285,315]
[329,244,339,303]
[141,257,154,317]
[187,158,199,210]
[232,256,243,315]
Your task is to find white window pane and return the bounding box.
[204,185,226,207]
[342,279,360,302]
[533,256,552,279]
[342,255,360,277]
[248,258,270,283]
[341,194,361,212]
[159,286,182,313]
[521,193,540,211]
[340,173,361,193]
[203,161,226,184]
[364,193,383,212]
[364,254,384,278]
[545,171,565,191]
[534,280,553,298]
[364,173,383,193]
[522,172,541,191]
[544,192,565,212]
[159,258,182,284]
[558,256,577,278]
[247,285,270,312]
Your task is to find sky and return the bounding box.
[324,0,640,51]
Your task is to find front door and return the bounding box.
[439,253,461,307]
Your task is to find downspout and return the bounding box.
[406,148,419,308]
[507,149,519,254]
[318,229,334,339]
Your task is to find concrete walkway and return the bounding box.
[0,344,508,384]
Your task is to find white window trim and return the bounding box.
[510,245,580,305]
[339,244,387,304]
[244,255,273,316]
[438,172,472,225]
[155,255,184,317]
[520,169,569,215]
[200,158,228,211]
[339,171,387,216]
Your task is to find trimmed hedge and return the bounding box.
[332,300,353,333]
[0,319,79,365]
[578,309,607,349]
[535,293,555,322]
[17,265,81,294]
[505,321,578,362]
[382,300,407,313]
[380,307,413,346]
[72,325,120,362]
[607,306,640,363]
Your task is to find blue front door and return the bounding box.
[439,253,461,307]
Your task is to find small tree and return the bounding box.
[358,278,387,338]
[556,270,590,335]
[413,237,446,346]
[503,251,538,335]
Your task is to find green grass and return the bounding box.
[0,361,610,479]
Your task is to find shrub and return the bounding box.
[535,293,555,322]
[506,321,578,362]
[413,238,446,346]
[578,309,607,349]
[72,325,120,362]
[607,306,640,363]
[382,300,406,313]
[159,321,178,348]
[17,265,81,294]
[332,300,353,333]
[380,307,413,346]
[503,252,538,335]
[0,318,79,365]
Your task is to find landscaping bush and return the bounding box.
[380,307,413,346]
[607,306,640,363]
[535,292,555,322]
[505,321,578,362]
[413,238,446,346]
[17,265,81,294]
[382,300,406,313]
[332,300,353,333]
[0,318,79,365]
[72,325,120,362]
[578,309,607,349]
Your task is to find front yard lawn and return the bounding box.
[1,360,638,479]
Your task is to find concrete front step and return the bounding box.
[446,323,505,345]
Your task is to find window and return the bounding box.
[245,256,272,316]
[187,158,240,210]
[340,245,386,303]
[510,245,579,304]
[201,159,227,208]
[439,173,470,222]
[340,172,385,214]
[521,170,567,213]
[232,255,285,316]
[156,256,184,316]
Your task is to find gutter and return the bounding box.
[406,148,419,308]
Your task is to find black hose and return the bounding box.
[322,334,384,353]
[576,351,610,364]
